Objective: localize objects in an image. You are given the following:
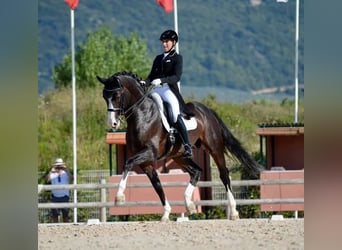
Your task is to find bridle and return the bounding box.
[103,87,125,116]
[103,82,150,120]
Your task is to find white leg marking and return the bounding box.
[115,175,128,205]
[117,175,128,196]
[184,183,197,214]
[161,199,171,222]
[227,187,239,220]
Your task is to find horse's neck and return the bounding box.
[122,78,149,114]
[125,81,159,121]
[124,79,144,102]
[126,98,159,134]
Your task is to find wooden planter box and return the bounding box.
[256,126,304,170]
[106,132,126,145]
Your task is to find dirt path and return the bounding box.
[38,219,304,250]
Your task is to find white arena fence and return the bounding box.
[38,173,304,223]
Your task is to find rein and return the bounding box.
[104,87,125,115]
[123,90,150,120]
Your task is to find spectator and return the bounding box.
[46,158,73,223]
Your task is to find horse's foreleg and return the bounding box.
[116,151,154,206]
[143,166,171,222]
[161,200,171,222]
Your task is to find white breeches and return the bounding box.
[150,84,180,123]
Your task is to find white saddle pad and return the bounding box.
[159,110,197,132]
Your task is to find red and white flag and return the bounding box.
[156,0,173,13]
[65,0,79,10]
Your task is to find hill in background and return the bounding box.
[38,0,303,102]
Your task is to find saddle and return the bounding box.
[160,102,197,133]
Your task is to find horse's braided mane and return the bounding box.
[112,71,142,82]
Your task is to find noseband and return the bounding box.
[103,87,125,116]
[103,79,150,120]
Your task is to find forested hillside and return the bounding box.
[38,0,304,97]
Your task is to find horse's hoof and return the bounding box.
[115,195,125,205]
[186,203,197,215]
[229,213,240,220]
[161,216,170,223]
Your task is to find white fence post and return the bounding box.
[100,179,106,222]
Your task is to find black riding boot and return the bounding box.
[174,115,193,157]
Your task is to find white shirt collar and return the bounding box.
[163,52,170,59]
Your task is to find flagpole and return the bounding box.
[173,0,181,91]
[174,0,179,53]
[70,8,78,224]
[294,0,299,123]
[276,0,300,123]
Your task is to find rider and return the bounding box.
[145,29,193,157]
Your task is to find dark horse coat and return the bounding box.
[97,72,262,220]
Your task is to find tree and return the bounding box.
[52,25,151,89]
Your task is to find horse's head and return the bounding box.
[97,72,146,129]
[96,75,124,129]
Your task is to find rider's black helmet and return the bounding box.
[159,30,178,43]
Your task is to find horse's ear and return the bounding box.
[96,75,106,84]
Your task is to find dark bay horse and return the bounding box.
[97,71,261,221]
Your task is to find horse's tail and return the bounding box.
[209,108,261,178]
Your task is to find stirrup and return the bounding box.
[183,144,193,157]
[169,127,176,144]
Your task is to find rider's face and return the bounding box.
[161,39,174,52]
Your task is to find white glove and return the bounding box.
[151,78,162,87]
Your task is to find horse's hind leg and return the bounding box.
[226,176,239,220]
[115,174,128,205]
[143,165,171,222]
[175,157,202,215]
[211,153,239,220]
